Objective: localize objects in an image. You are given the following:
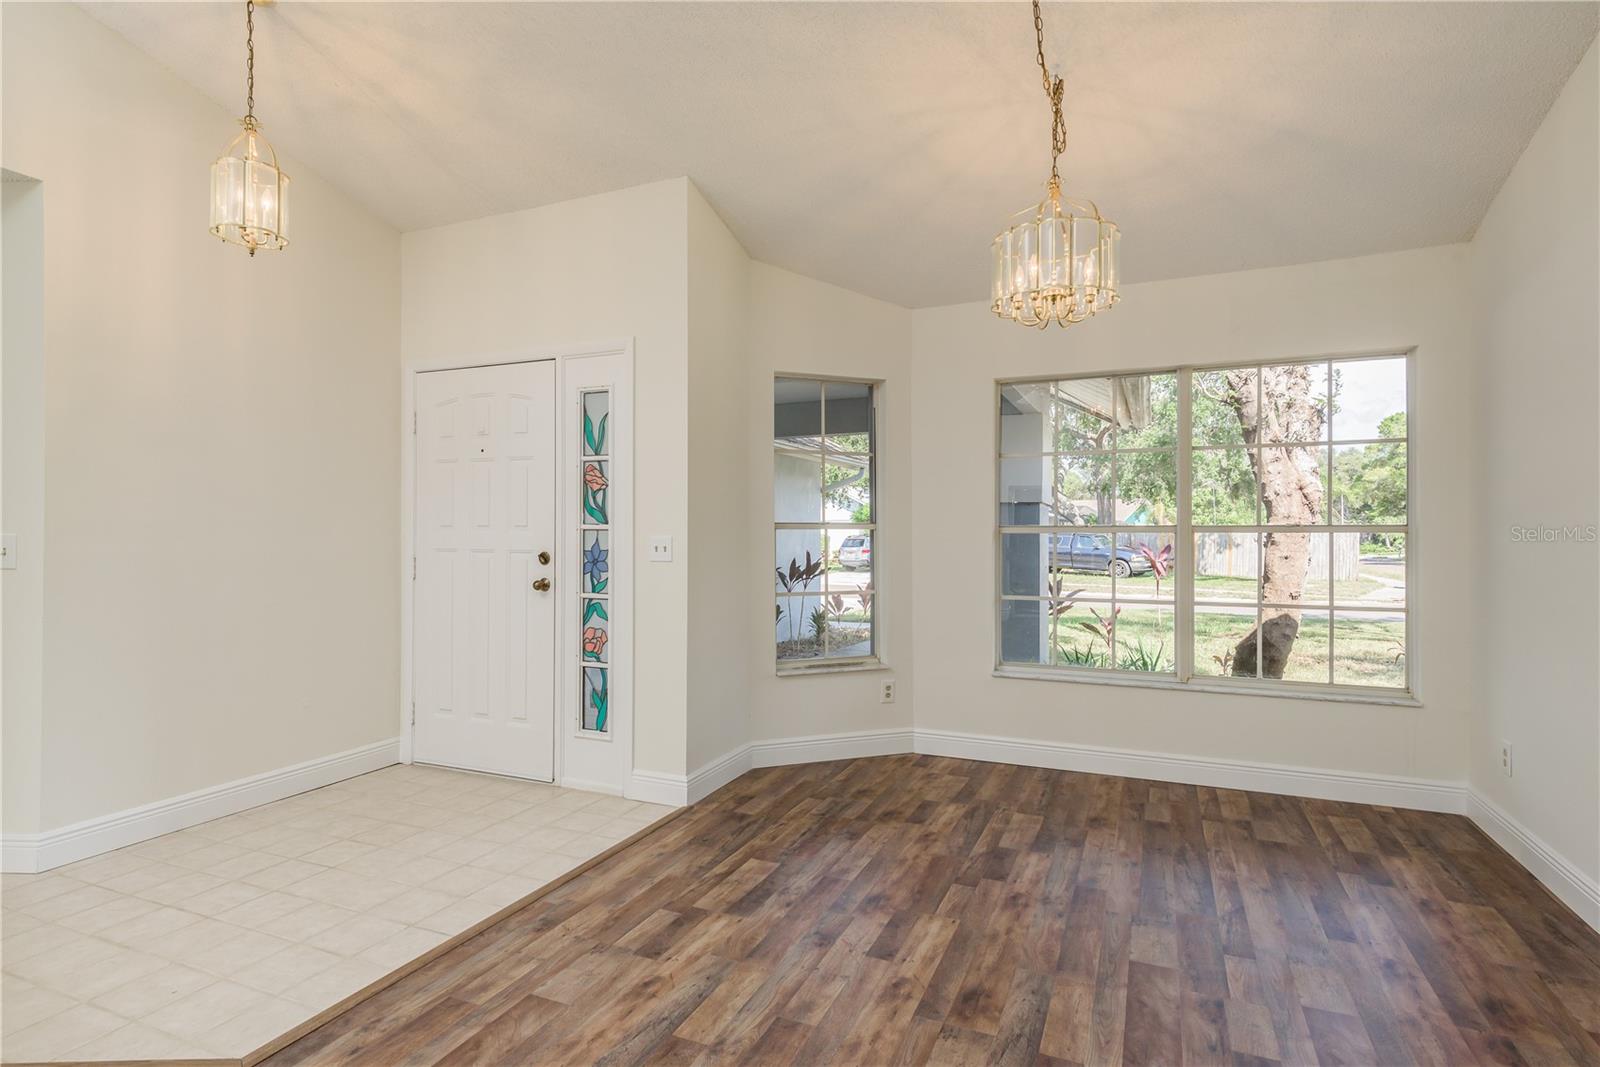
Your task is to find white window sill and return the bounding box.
[777,659,887,678]
[993,665,1421,707]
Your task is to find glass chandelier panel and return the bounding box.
[992,189,1117,327]
[211,123,290,254]
[991,1,1119,328]
[209,0,289,256]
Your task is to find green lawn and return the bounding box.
[1191,574,1386,602]
[1048,569,1392,604]
[1049,607,1405,687]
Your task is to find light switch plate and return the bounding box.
[0,534,15,571]
[649,536,673,562]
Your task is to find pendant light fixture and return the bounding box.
[210,0,289,255]
[991,1,1118,328]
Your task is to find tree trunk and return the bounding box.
[1225,367,1325,679]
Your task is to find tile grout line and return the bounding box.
[237,802,690,1067]
[2,769,678,1064]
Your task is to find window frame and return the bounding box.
[774,374,882,675]
[994,350,1418,706]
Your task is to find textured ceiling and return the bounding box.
[83,2,1598,308]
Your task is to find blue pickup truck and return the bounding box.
[1048,532,1152,578]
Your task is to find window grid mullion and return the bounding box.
[1255,376,1264,678]
[998,356,1410,694]
[1176,367,1194,682]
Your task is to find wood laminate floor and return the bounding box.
[263,755,1600,1066]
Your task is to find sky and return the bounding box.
[1330,357,1407,440]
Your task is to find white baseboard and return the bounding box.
[656,728,917,808]
[914,727,1468,815]
[560,773,626,798]
[685,746,751,805]
[1,738,400,874]
[676,726,1464,814]
[750,727,915,769]
[625,769,690,807]
[1467,788,1600,931]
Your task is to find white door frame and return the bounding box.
[401,340,635,794]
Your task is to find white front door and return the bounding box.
[414,361,556,781]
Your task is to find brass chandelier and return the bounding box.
[991,1,1119,328]
[210,0,289,255]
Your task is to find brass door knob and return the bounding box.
[532,578,551,592]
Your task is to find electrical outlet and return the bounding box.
[880,680,895,704]
[1499,741,1513,778]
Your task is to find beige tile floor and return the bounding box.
[0,764,673,1063]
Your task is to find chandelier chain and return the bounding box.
[1032,0,1068,191]
[993,0,1118,328]
[244,0,256,128]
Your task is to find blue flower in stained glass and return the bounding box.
[583,539,609,583]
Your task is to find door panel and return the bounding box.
[414,362,555,781]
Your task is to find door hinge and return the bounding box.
[412,411,417,434]
[410,699,416,726]
[412,556,417,580]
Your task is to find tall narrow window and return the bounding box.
[579,389,611,731]
[998,354,1410,697]
[774,378,877,669]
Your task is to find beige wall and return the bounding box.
[402,179,692,779]
[743,263,914,750]
[401,185,915,779]
[686,186,754,771]
[2,176,45,835]
[1,4,402,830]
[910,245,1477,783]
[6,5,1592,907]
[1469,42,1599,883]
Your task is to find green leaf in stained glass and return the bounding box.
[583,667,609,732]
[582,394,610,456]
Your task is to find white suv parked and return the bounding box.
[837,534,871,570]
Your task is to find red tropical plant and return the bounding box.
[1046,576,1085,620]
[827,591,872,619]
[1137,542,1174,596]
[775,551,825,641]
[1081,605,1121,650]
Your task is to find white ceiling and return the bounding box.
[83,2,1597,308]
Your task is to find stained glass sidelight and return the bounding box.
[580,390,611,732]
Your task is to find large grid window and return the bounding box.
[775,377,877,669]
[998,354,1410,696]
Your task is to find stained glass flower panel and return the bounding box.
[581,461,610,525]
[582,531,609,595]
[580,389,612,733]
[583,667,609,732]
[583,391,610,456]
[582,600,609,663]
